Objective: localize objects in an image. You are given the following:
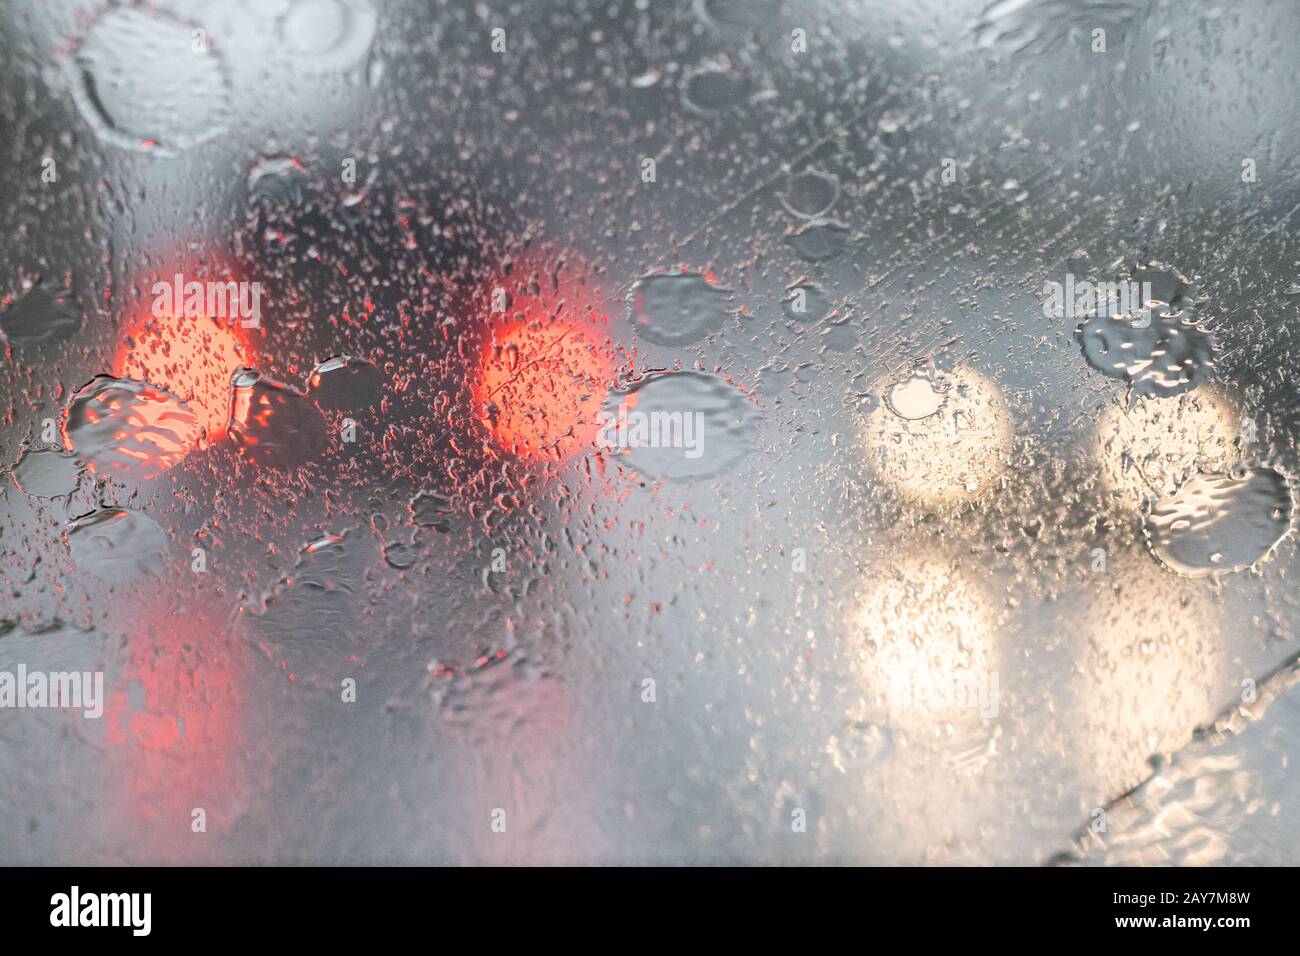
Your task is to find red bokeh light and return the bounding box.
[105,269,257,473]
[473,253,614,461]
[117,307,251,441]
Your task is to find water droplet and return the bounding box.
[885,371,948,421]
[309,355,383,411]
[383,540,416,569]
[781,169,840,219]
[228,369,330,468]
[628,271,732,346]
[69,7,231,154]
[785,220,850,262]
[11,448,81,499]
[67,508,167,583]
[1078,312,1216,399]
[410,491,452,531]
[0,285,80,346]
[818,316,859,352]
[303,531,346,555]
[601,370,758,481]
[1144,467,1294,577]
[828,721,895,773]
[64,376,202,479]
[681,62,750,117]
[630,67,661,89]
[246,154,309,205]
[1076,265,1214,399]
[278,0,377,72]
[243,531,364,648]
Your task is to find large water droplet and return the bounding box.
[383,540,416,570]
[228,369,330,468]
[600,370,759,481]
[69,7,231,154]
[67,508,168,583]
[1079,313,1216,398]
[1076,266,1214,399]
[628,271,732,346]
[64,376,202,479]
[1144,468,1294,577]
[278,0,378,72]
[11,448,81,498]
[309,355,383,411]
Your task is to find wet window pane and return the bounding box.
[1,0,1298,865]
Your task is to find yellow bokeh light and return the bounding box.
[823,552,1008,862]
[1095,389,1240,503]
[861,367,1014,508]
[1070,550,1224,800]
[850,555,1001,740]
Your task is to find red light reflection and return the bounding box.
[116,289,254,446]
[472,253,614,461]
